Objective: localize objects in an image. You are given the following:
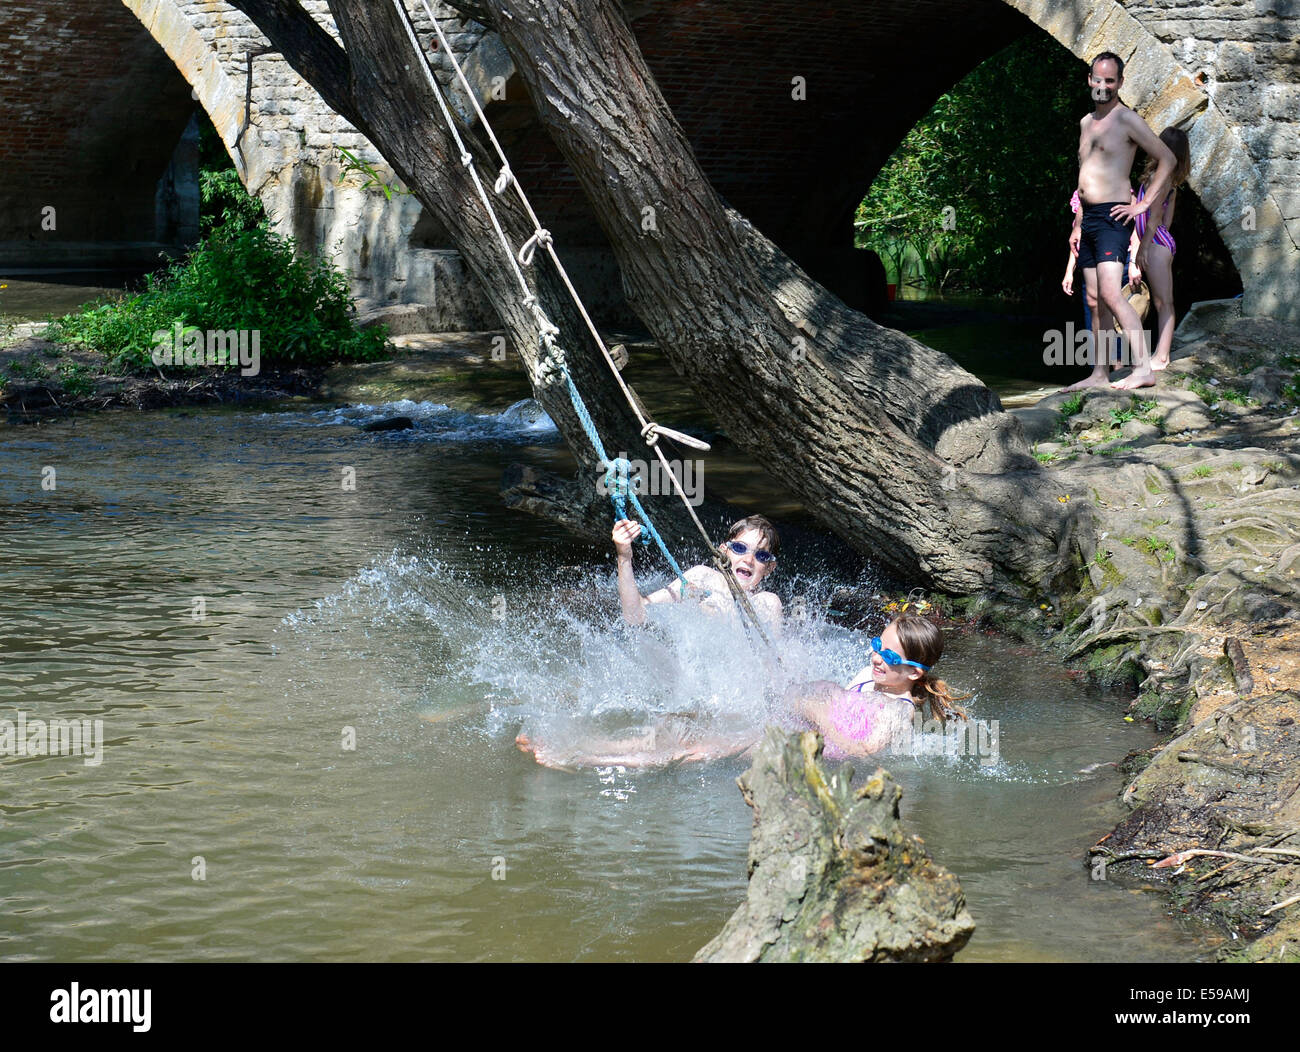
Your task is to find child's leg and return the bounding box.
[1063,267,1110,390]
[516,727,658,769]
[1144,243,1175,369]
[1098,259,1155,389]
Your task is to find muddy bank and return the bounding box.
[0,325,532,420]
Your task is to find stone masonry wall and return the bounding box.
[123,0,499,328]
[0,1,198,266]
[1127,1,1299,254]
[5,0,1296,324]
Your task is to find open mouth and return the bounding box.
[734,566,754,583]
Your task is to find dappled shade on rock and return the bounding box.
[694,728,974,962]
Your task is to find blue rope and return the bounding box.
[562,369,689,596]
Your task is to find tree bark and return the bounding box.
[228,0,1092,597]
[228,0,674,537]
[694,729,975,962]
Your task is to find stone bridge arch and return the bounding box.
[4,1,1295,324]
[1003,0,1297,323]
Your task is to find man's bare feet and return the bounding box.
[1061,373,1113,393]
[1111,369,1157,390]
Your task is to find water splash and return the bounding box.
[276,549,1043,778]
[262,398,559,443]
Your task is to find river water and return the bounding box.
[1,395,1219,961]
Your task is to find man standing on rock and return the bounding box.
[1064,52,1177,392]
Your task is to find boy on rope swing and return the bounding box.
[613,514,784,636]
[513,514,784,770]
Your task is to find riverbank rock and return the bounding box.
[987,313,1300,958]
[361,415,414,432]
[1095,688,1300,961]
[693,729,974,962]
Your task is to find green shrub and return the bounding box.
[58,362,96,398]
[199,168,266,236]
[49,223,387,372]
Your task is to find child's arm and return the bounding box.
[751,592,783,641]
[613,519,652,624]
[643,564,710,605]
[1062,251,1077,295]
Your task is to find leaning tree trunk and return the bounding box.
[230,0,1093,598]
[229,0,715,553]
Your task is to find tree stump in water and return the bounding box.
[694,728,974,962]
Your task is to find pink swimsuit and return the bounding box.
[1134,184,1176,255]
[828,681,879,741]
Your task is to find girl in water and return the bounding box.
[1127,126,1191,371]
[793,615,968,760]
[515,609,967,770]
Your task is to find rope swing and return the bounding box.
[391,0,771,647]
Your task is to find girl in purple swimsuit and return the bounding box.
[1129,127,1191,371]
[793,615,969,760]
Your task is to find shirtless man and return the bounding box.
[1064,52,1177,392]
[614,514,783,637]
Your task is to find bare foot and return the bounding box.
[1060,373,1113,393]
[1111,369,1157,390]
[515,732,578,771]
[1150,354,1170,371]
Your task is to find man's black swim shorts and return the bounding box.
[1077,200,1132,270]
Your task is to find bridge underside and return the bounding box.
[0,1,198,270]
[3,0,1289,323]
[484,0,1029,313]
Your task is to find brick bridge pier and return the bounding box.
[1,0,1296,324]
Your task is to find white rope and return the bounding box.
[518,227,552,266]
[393,0,770,643]
[406,0,685,455]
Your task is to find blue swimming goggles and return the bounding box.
[870,636,931,672]
[725,540,776,564]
